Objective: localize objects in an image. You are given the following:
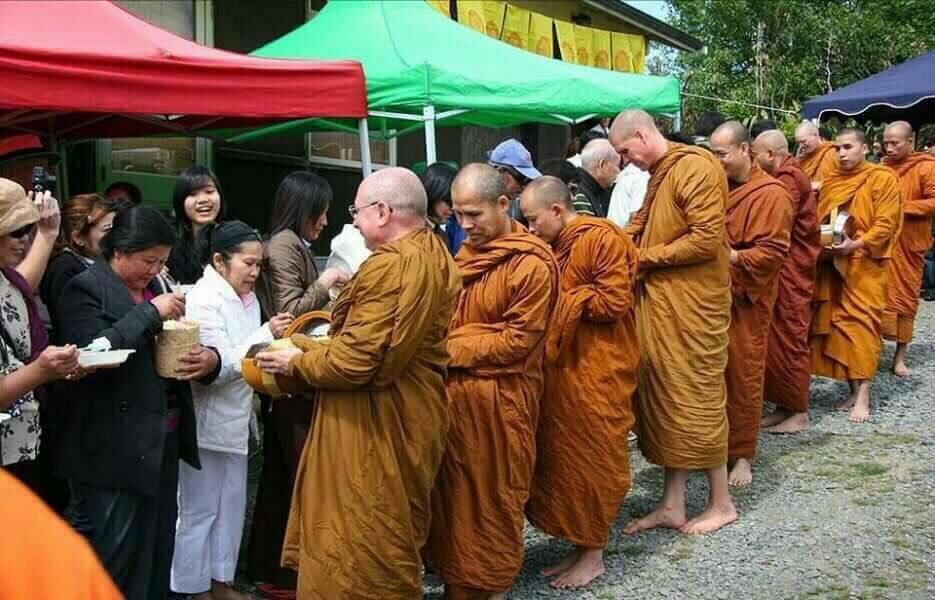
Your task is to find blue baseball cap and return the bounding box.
[487,138,542,181]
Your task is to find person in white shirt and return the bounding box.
[607,163,650,226]
[171,221,293,600]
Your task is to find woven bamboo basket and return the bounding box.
[242,311,331,397]
[155,319,201,379]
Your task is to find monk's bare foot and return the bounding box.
[680,501,738,535]
[891,360,911,377]
[728,458,753,487]
[623,505,687,534]
[767,412,810,434]
[835,394,857,411]
[849,397,871,423]
[489,593,507,600]
[550,548,604,589]
[760,409,788,428]
[540,548,581,577]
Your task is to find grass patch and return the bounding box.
[864,575,891,588]
[620,544,644,558]
[853,462,888,477]
[887,537,911,550]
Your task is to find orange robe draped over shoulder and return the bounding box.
[882,152,935,343]
[725,169,793,460]
[623,143,731,470]
[424,223,559,595]
[764,155,820,413]
[525,216,638,548]
[799,141,838,185]
[281,228,461,600]
[810,162,902,381]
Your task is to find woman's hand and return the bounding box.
[255,348,302,376]
[317,268,351,290]
[151,292,186,321]
[36,345,80,381]
[174,346,219,381]
[269,313,295,339]
[27,190,62,238]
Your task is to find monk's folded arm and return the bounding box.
[575,231,634,321]
[902,165,935,216]
[859,176,903,259]
[448,260,553,368]
[732,199,792,303]
[622,203,648,238]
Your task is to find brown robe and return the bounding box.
[810,162,902,380]
[882,153,935,342]
[525,216,638,548]
[763,155,820,413]
[623,143,731,470]
[725,169,793,460]
[281,228,461,599]
[423,222,559,596]
[798,141,838,185]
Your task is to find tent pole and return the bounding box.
[673,110,682,133]
[423,104,437,165]
[358,118,373,177]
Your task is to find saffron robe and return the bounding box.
[281,228,461,599]
[764,155,820,413]
[525,216,638,548]
[424,222,559,595]
[799,141,838,186]
[882,153,935,343]
[623,143,731,470]
[725,169,793,460]
[810,162,902,380]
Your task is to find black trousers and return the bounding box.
[69,430,180,600]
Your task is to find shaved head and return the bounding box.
[610,109,659,141]
[451,163,512,247]
[360,167,427,217]
[710,120,752,181]
[795,121,819,137]
[609,109,668,170]
[795,121,823,157]
[837,128,866,145]
[883,120,915,162]
[452,163,507,204]
[754,129,789,154]
[522,176,573,211]
[751,130,789,175]
[834,128,868,171]
[711,120,749,147]
[884,121,913,139]
[519,176,574,244]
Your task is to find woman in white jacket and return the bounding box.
[171,221,292,600]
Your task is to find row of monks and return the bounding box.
[253,109,935,599]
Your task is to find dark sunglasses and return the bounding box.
[8,224,36,239]
[497,166,530,187]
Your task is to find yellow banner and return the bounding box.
[527,12,553,58]
[554,19,576,62]
[501,4,530,50]
[612,32,646,73]
[574,25,594,66]
[592,28,611,69]
[426,0,451,18]
[457,1,505,38]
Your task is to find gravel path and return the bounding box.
[425,301,935,600]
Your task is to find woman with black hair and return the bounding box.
[56,205,219,600]
[167,165,225,285]
[420,162,463,255]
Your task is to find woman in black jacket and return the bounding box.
[166,166,226,285]
[57,206,219,600]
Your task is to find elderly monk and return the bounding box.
[810,129,902,423]
[254,168,461,599]
[609,109,736,534]
[423,164,559,600]
[519,177,638,589]
[796,121,838,191]
[711,122,793,487]
[752,130,821,434]
[881,121,935,376]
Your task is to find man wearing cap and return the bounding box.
[488,138,541,224]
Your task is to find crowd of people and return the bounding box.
[0,106,933,600]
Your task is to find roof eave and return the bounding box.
[584,0,704,53]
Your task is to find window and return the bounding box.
[306,132,396,171]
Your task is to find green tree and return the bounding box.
[663,0,935,130]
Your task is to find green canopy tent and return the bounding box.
[237,0,680,174]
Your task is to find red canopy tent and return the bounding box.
[0,1,368,140]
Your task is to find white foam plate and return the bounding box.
[0,413,10,423]
[79,349,136,368]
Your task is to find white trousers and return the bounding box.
[171,448,248,594]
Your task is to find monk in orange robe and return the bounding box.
[710,122,793,487]
[519,177,638,589]
[810,129,902,423]
[796,121,838,191]
[881,121,935,376]
[609,109,736,535]
[423,164,559,600]
[752,129,821,434]
[255,168,461,599]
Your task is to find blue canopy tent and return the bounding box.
[802,52,935,127]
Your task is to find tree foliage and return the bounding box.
[662,0,935,131]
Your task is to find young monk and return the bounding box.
[880,121,935,376]
[796,121,838,190]
[810,129,902,423]
[752,129,821,434]
[710,122,793,487]
[609,109,736,534]
[520,177,638,589]
[423,163,559,600]
[254,168,461,599]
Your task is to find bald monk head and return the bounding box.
[751,129,790,176]
[609,109,669,171]
[834,128,868,172]
[581,138,622,188]
[794,121,822,158]
[451,163,513,247]
[518,176,576,245]
[352,167,428,250]
[882,121,914,162]
[710,120,752,182]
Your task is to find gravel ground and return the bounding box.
[241,303,935,600]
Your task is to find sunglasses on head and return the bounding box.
[8,223,36,239]
[497,166,530,186]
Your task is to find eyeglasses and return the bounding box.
[8,224,36,239]
[348,200,380,218]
